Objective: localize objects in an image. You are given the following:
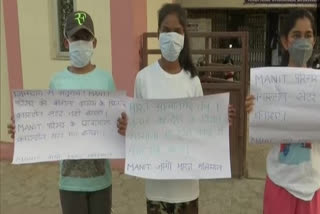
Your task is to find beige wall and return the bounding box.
[17,0,69,90]
[177,0,317,8]
[0,0,11,142]
[147,0,174,32]
[147,0,173,65]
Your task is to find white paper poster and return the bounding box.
[250,67,320,144]
[125,94,231,180]
[13,90,127,164]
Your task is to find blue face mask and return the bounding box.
[68,40,94,68]
[159,32,184,62]
[288,39,313,67]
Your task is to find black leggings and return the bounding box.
[60,186,112,214]
[147,198,198,214]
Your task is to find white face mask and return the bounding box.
[159,32,184,62]
[288,39,313,67]
[68,40,94,68]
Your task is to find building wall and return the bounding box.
[177,0,317,8]
[0,0,11,142]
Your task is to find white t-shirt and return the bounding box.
[267,143,320,201]
[134,61,203,203]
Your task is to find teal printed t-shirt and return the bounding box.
[49,67,115,192]
[279,143,312,165]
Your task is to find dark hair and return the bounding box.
[280,9,316,66]
[223,55,234,65]
[158,4,197,77]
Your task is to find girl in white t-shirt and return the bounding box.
[117,3,235,214]
[246,9,320,214]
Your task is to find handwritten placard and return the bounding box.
[13,90,127,164]
[125,94,231,180]
[250,67,320,144]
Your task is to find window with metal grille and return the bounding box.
[51,0,76,59]
[57,0,75,52]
